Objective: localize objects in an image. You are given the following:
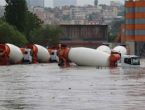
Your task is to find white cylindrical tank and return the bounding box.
[113,46,127,56]
[96,45,111,54]
[68,47,110,67]
[6,43,23,63]
[35,44,50,62]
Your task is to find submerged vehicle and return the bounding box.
[49,50,59,63]
[57,47,120,67]
[26,44,50,63]
[0,43,23,65]
[0,43,139,68]
[68,47,110,67]
[0,43,51,65]
[22,48,32,64]
[120,55,140,67]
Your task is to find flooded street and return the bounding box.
[0,63,145,110]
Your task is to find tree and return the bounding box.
[30,25,62,46]
[0,20,28,46]
[4,0,28,33]
[108,19,124,42]
[24,11,43,41]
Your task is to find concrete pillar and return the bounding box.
[126,42,135,55]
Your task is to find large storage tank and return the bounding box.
[68,47,110,67]
[113,46,127,56]
[27,44,50,63]
[96,45,111,54]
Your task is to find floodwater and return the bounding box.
[0,61,145,110]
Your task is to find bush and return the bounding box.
[24,11,43,41]
[0,21,28,46]
[30,25,62,46]
[109,19,124,42]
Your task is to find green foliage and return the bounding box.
[109,19,124,42]
[0,17,5,21]
[30,25,62,46]
[24,11,43,41]
[108,34,116,42]
[0,20,28,46]
[3,0,61,46]
[5,0,28,33]
[4,0,43,43]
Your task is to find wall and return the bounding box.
[59,24,108,48]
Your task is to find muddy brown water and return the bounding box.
[0,61,145,110]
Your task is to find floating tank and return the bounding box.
[0,43,23,65]
[96,45,111,54]
[26,44,50,63]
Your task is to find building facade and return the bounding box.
[121,0,145,56]
[59,24,108,48]
[94,0,98,7]
[26,0,44,8]
[53,0,77,7]
[125,0,145,41]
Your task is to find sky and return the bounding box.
[0,0,124,7]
